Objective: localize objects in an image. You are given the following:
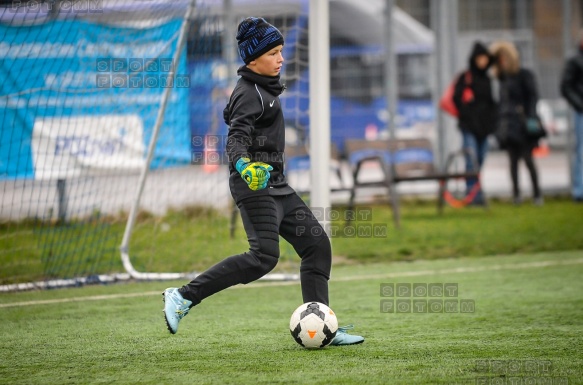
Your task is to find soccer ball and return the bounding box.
[289,302,338,349]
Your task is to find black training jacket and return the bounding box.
[560,48,583,113]
[224,66,294,202]
[453,42,498,140]
[497,68,539,147]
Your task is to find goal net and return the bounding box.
[0,0,309,290]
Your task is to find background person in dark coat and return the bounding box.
[453,41,497,205]
[490,41,543,205]
[560,32,583,203]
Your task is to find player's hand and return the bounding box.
[235,157,273,191]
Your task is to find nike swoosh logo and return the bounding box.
[269,100,275,107]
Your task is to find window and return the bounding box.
[398,54,432,99]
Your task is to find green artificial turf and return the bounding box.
[1,251,582,384]
[1,198,582,284]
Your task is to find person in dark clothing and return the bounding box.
[161,17,364,345]
[490,41,543,205]
[560,32,583,202]
[453,41,497,205]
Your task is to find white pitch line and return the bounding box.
[332,258,583,282]
[1,257,582,309]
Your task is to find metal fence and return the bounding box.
[398,0,581,100]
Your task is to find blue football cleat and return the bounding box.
[162,288,192,334]
[330,325,365,346]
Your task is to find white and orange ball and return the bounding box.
[289,302,338,349]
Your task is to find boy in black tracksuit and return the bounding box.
[162,17,363,346]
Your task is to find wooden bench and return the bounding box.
[345,138,484,227]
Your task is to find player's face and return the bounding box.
[248,45,284,77]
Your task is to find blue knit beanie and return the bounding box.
[237,17,284,64]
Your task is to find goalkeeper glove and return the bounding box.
[235,157,273,191]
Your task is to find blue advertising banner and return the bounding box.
[0,17,190,179]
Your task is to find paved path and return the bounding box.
[0,149,572,221]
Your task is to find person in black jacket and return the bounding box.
[453,41,497,205]
[161,17,364,345]
[560,34,583,202]
[491,41,543,205]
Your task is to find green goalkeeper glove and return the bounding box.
[235,157,273,191]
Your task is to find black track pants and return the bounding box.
[179,193,331,306]
[507,144,541,199]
